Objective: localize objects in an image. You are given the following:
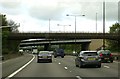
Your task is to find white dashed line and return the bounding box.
[70,71,72,72]
[58,62,61,65]
[5,55,35,78]
[104,66,110,68]
[113,61,119,63]
[76,76,82,79]
[64,66,68,70]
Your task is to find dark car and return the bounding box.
[75,51,101,68]
[37,51,52,63]
[54,49,65,58]
[97,50,113,63]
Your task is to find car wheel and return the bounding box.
[50,59,52,63]
[61,56,64,58]
[54,56,57,58]
[110,60,113,63]
[97,64,101,68]
[76,64,79,67]
[75,62,79,67]
[37,60,39,63]
[79,63,83,68]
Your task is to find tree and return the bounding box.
[107,23,120,52]
[1,14,20,54]
[8,20,19,33]
[1,14,8,26]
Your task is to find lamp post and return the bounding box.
[66,14,85,53]
[103,1,105,50]
[57,24,71,32]
[96,13,98,33]
[49,19,51,51]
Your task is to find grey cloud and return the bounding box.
[0,0,21,9]
[0,0,22,15]
[80,2,118,21]
[29,5,65,20]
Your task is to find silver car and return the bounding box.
[75,51,101,68]
[37,51,52,63]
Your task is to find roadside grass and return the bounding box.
[2,53,23,61]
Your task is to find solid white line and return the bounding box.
[104,65,110,68]
[5,55,35,78]
[76,76,82,79]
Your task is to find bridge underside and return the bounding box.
[20,40,91,51]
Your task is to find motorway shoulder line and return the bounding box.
[5,55,35,78]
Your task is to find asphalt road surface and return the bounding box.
[2,54,119,79]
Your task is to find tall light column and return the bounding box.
[66,14,85,53]
[103,1,105,50]
[96,13,98,33]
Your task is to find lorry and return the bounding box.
[32,49,38,54]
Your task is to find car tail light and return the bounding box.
[110,53,112,57]
[39,56,42,58]
[100,53,103,57]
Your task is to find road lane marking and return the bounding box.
[58,62,61,65]
[70,71,72,72]
[113,61,119,63]
[64,66,68,70]
[6,55,35,78]
[104,66,110,68]
[76,76,82,79]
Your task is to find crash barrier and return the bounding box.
[112,53,119,61]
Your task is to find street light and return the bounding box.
[66,14,85,53]
[103,1,105,50]
[57,24,71,32]
[96,13,98,33]
[48,19,51,51]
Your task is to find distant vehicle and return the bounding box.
[32,49,38,54]
[37,51,52,63]
[19,49,24,55]
[0,56,4,60]
[75,51,101,68]
[54,49,65,58]
[72,51,78,56]
[97,50,113,63]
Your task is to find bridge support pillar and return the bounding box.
[81,43,90,51]
[44,44,49,51]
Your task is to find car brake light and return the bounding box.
[110,53,112,56]
[100,53,103,57]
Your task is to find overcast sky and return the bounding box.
[0,0,119,32]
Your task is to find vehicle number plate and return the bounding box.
[43,56,47,58]
[105,58,109,60]
[88,58,95,60]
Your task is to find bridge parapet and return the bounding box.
[8,32,120,40]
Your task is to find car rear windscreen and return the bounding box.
[82,52,98,56]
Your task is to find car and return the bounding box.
[54,49,65,58]
[75,51,101,68]
[97,50,113,63]
[37,51,52,63]
[0,56,4,60]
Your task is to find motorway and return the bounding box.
[2,54,119,79]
